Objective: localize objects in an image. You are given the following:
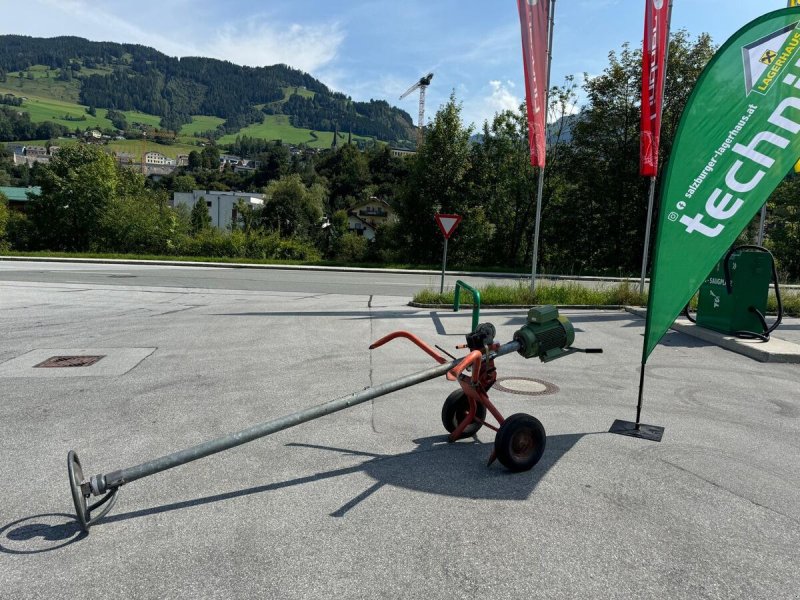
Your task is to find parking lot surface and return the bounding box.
[1,278,798,599]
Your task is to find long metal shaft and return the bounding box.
[530,167,545,292]
[639,176,657,295]
[638,0,673,296]
[757,204,767,245]
[99,341,521,492]
[529,0,557,292]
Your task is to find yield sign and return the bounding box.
[434,213,461,239]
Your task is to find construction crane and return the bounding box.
[399,72,433,146]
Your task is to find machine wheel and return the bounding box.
[494,413,546,472]
[68,450,90,532]
[441,390,486,439]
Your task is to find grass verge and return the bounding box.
[413,281,800,316]
[414,281,647,307]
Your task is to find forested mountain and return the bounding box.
[0,35,415,143]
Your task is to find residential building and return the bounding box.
[219,154,242,167]
[346,198,396,240]
[176,154,190,167]
[0,186,41,211]
[144,151,174,166]
[24,146,48,158]
[389,147,416,159]
[172,190,265,230]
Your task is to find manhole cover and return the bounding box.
[34,356,105,368]
[494,377,559,396]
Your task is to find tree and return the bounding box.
[396,93,474,263]
[201,146,220,169]
[190,197,211,233]
[262,174,324,238]
[0,192,9,251]
[29,144,118,250]
[173,174,197,193]
[187,150,202,170]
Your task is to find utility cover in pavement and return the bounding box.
[0,348,156,378]
[493,377,559,396]
[34,355,105,368]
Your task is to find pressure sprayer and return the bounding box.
[67,306,602,532]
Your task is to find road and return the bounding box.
[1,262,798,599]
[0,260,530,296]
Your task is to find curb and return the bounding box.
[408,303,628,310]
[623,306,800,363]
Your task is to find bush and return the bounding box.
[335,232,368,262]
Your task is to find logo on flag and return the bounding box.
[742,23,800,95]
[760,49,777,64]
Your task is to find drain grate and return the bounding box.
[34,355,106,368]
[494,377,559,396]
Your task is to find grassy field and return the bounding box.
[0,90,114,129]
[106,139,202,158]
[122,110,162,128]
[218,114,371,148]
[180,115,225,136]
[3,67,81,103]
[281,86,315,100]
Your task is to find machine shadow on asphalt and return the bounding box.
[1,433,598,552]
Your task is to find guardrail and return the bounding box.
[453,280,481,332]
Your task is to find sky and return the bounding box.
[0,1,794,128]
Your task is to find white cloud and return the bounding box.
[205,21,345,73]
[6,1,345,75]
[462,80,521,128]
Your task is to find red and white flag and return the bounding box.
[640,0,670,176]
[517,0,550,168]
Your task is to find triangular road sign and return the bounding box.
[435,213,462,239]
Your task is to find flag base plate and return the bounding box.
[609,419,664,442]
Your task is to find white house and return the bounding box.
[173,190,265,230]
[144,151,175,166]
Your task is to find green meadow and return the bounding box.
[218,114,371,148]
[180,115,225,136]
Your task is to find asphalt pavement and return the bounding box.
[0,266,799,599]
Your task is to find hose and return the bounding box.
[723,245,783,342]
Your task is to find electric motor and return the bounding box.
[513,305,575,362]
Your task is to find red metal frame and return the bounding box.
[370,331,507,453]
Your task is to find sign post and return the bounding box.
[434,213,462,294]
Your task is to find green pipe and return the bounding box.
[454,280,481,332]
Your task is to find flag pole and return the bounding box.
[530,0,556,291]
[756,204,767,245]
[638,0,673,296]
[611,0,671,443]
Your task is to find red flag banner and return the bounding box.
[640,0,671,176]
[517,0,550,168]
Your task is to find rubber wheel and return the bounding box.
[441,390,487,439]
[494,413,546,472]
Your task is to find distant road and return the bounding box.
[0,260,532,297]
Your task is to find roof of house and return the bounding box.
[348,197,391,212]
[0,186,41,201]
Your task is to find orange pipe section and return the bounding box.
[369,331,447,364]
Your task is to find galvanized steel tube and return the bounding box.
[100,340,521,492]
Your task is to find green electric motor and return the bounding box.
[513,305,575,362]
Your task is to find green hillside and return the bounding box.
[0,36,416,148]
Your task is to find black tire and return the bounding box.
[494,413,546,472]
[441,389,486,439]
